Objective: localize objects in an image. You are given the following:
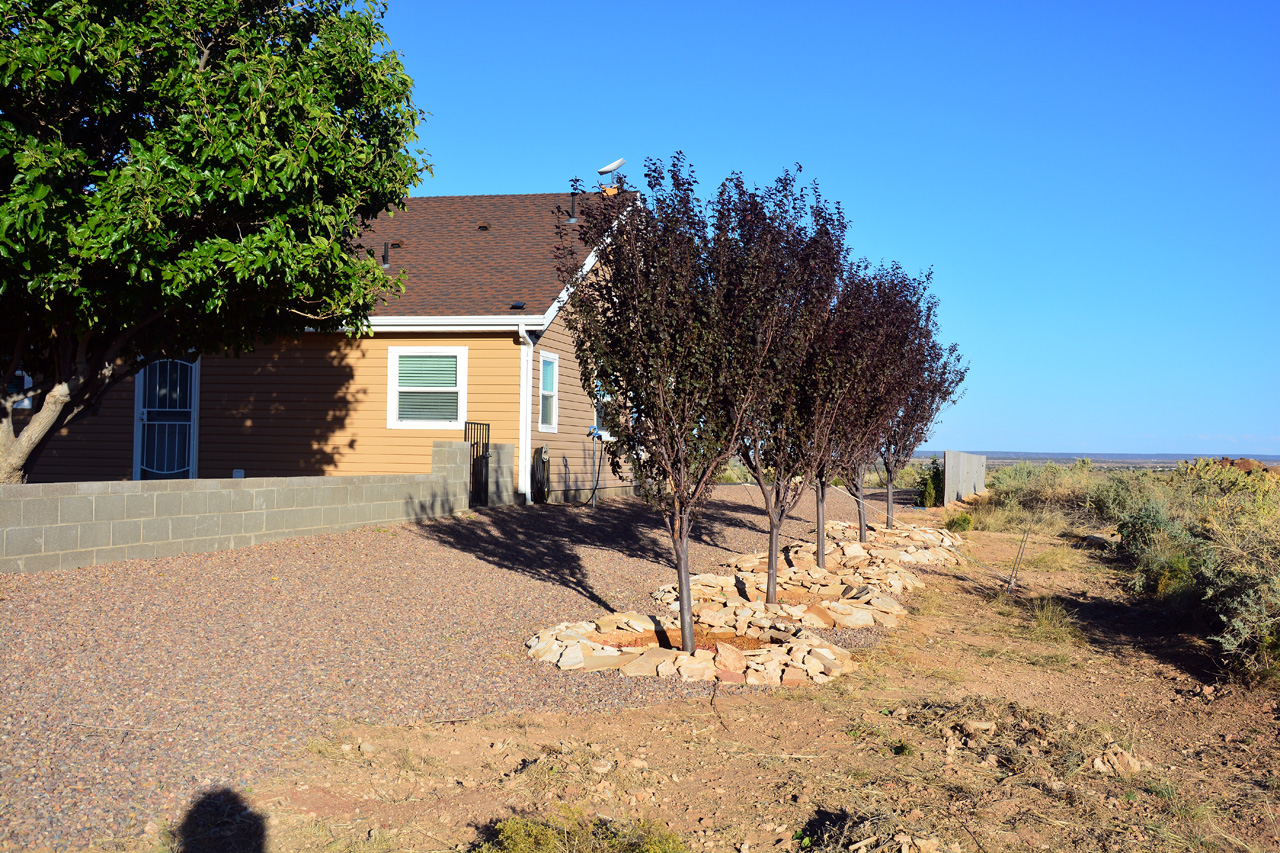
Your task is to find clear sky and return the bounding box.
[381,1,1278,456]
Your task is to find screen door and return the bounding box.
[133,359,200,480]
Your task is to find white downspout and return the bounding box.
[518,324,533,502]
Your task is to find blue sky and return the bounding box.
[382,1,1278,456]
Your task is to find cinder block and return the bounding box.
[164,479,196,492]
[321,506,341,526]
[78,521,112,549]
[252,489,276,511]
[93,545,129,564]
[355,504,372,523]
[205,490,232,514]
[275,489,296,510]
[111,520,142,546]
[340,505,357,524]
[220,514,243,536]
[0,555,23,573]
[0,499,22,529]
[125,493,155,519]
[107,481,142,494]
[75,481,112,495]
[22,497,60,527]
[125,543,156,560]
[23,553,61,572]
[56,496,94,524]
[242,511,265,534]
[181,492,208,516]
[43,524,80,553]
[229,490,254,513]
[151,540,188,559]
[192,515,220,538]
[168,515,196,540]
[230,535,253,550]
[59,551,93,571]
[5,526,42,557]
[263,509,289,532]
[154,492,183,517]
[141,517,170,543]
[94,495,127,521]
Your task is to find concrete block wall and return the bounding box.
[0,440,479,574]
[486,444,516,507]
[943,450,987,504]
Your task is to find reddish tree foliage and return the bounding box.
[879,269,968,528]
[555,154,785,653]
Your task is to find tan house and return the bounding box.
[25,193,632,504]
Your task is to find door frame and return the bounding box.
[132,357,201,481]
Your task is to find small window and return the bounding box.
[539,353,558,433]
[593,382,613,441]
[387,346,467,430]
[7,370,31,409]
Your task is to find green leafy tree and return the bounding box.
[557,155,780,653]
[0,0,427,482]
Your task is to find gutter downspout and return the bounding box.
[518,323,533,502]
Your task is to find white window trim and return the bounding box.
[9,370,32,409]
[593,383,614,441]
[538,351,559,434]
[387,346,468,430]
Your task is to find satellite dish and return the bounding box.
[597,157,626,175]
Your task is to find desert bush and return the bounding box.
[917,456,943,507]
[986,457,1280,681]
[945,511,972,532]
[476,811,686,853]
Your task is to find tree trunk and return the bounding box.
[673,511,696,654]
[0,384,71,485]
[854,465,868,543]
[886,473,895,529]
[766,519,780,605]
[815,476,826,571]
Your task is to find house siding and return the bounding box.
[21,332,523,488]
[529,310,634,502]
[18,379,136,483]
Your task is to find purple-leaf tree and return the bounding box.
[727,171,847,603]
[556,154,774,654]
[879,270,968,528]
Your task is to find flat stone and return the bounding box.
[557,644,585,670]
[714,642,747,673]
[582,651,638,672]
[781,666,808,686]
[831,609,875,628]
[716,669,746,683]
[871,610,899,628]
[802,604,836,628]
[620,647,678,677]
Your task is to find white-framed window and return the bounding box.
[538,352,558,433]
[593,382,613,441]
[387,346,467,430]
[7,370,32,409]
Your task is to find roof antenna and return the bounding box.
[597,158,625,196]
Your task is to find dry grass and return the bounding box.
[1027,595,1082,644]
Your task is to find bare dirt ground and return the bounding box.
[7,488,1280,852]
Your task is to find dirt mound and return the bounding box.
[1215,456,1278,475]
[892,696,1148,783]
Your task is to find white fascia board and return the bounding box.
[369,314,539,333]
[539,248,598,331]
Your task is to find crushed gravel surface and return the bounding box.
[0,486,883,850]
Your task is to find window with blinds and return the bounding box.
[387,347,467,429]
[539,352,558,432]
[6,370,31,409]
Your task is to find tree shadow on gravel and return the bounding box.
[405,494,773,611]
[176,788,264,853]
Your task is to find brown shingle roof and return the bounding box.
[359,193,585,318]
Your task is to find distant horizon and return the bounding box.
[917,449,1280,463]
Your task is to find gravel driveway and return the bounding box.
[0,485,876,850]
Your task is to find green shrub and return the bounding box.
[917,455,943,507]
[946,512,972,532]
[975,457,1280,682]
[476,812,686,853]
